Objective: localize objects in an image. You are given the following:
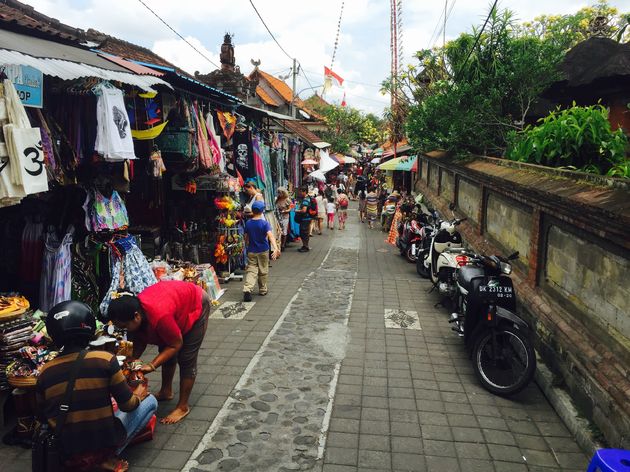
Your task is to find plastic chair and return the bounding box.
[587,449,630,472]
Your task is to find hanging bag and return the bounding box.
[32,350,87,472]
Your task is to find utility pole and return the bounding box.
[291,58,297,118]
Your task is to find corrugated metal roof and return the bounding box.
[239,104,294,120]
[97,53,165,77]
[0,49,170,91]
[0,29,170,91]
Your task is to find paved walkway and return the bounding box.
[1,205,589,471]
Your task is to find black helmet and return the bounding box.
[46,300,96,348]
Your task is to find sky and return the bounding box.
[20,0,630,115]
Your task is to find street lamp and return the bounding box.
[291,84,324,117]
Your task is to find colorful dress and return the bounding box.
[366,192,379,222]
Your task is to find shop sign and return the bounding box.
[4,64,43,108]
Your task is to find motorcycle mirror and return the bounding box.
[508,251,520,260]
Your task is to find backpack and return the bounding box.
[308,197,318,216]
[338,195,349,209]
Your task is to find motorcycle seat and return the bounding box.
[457,266,486,292]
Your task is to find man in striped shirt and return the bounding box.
[37,300,157,471]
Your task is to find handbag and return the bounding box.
[32,350,88,472]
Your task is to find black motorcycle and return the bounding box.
[450,251,536,396]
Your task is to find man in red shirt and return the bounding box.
[108,280,211,424]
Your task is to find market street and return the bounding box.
[1,204,590,472]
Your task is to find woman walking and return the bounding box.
[366,188,379,229]
[358,189,367,223]
[316,190,326,235]
[275,188,291,251]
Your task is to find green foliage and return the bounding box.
[506,104,629,177]
[405,1,630,158]
[317,105,386,153]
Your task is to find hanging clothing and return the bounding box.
[71,242,100,313]
[99,237,157,317]
[19,219,44,284]
[40,226,74,312]
[233,130,253,178]
[251,134,266,182]
[83,189,129,232]
[94,83,137,161]
[205,112,222,166]
[217,111,236,140]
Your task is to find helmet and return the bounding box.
[46,300,96,347]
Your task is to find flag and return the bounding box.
[324,66,344,86]
[341,92,347,107]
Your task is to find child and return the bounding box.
[326,197,336,230]
[243,201,280,301]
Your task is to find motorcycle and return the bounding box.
[450,251,536,395]
[419,214,471,297]
[396,213,425,263]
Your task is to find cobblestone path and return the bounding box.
[185,239,359,471]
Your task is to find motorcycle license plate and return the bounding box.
[477,280,514,301]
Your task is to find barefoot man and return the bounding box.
[108,281,211,424]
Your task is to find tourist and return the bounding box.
[243,181,265,219]
[366,187,379,229]
[358,189,367,223]
[242,200,281,301]
[316,190,326,235]
[326,197,336,230]
[336,189,349,230]
[38,301,157,472]
[108,280,211,424]
[275,188,291,251]
[294,186,312,252]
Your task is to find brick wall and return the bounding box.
[414,154,630,449]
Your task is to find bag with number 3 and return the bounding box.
[2,79,48,196]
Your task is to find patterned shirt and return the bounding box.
[36,350,139,456]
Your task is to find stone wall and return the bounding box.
[457,178,481,223]
[544,224,630,339]
[485,192,531,269]
[414,153,630,450]
[439,169,455,202]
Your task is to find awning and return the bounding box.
[0,29,170,91]
[377,155,417,171]
[275,119,323,145]
[312,141,331,149]
[239,103,295,120]
[382,144,412,158]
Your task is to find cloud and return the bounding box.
[19,0,625,114]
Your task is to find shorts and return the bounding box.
[160,292,210,378]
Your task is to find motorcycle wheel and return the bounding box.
[405,245,417,263]
[472,326,536,396]
[416,253,430,278]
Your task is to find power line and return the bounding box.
[460,0,498,71]
[248,0,293,61]
[302,68,381,88]
[432,0,456,48]
[136,0,219,69]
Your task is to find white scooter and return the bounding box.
[422,212,471,298]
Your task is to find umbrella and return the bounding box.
[309,170,327,182]
[301,159,318,165]
[370,157,381,164]
[343,156,357,164]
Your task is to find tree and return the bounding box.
[316,104,386,153]
[405,1,630,157]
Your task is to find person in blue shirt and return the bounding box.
[243,200,280,301]
[294,186,312,253]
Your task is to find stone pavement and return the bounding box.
[0,204,589,471]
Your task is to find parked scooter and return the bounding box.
[449,251,536,395]
[419,213,471,298]
[396,213,425,263]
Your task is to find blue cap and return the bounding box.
[252,200,265,212]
